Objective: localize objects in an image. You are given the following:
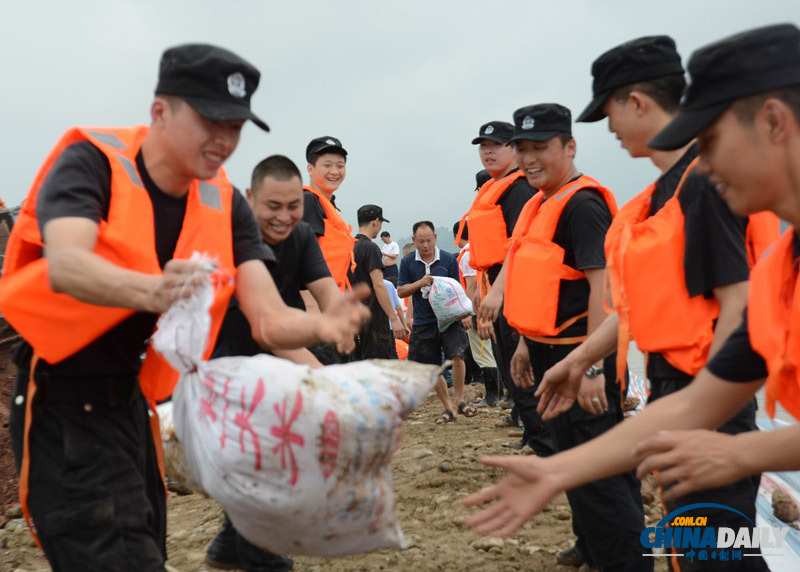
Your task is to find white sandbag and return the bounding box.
[151,254,440,556]
[428,276,473,331]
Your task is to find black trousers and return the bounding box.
[649,369,767,572]
[522,339,652,572]
[9,366,166,572]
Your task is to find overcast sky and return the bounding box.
[1,1,796,239]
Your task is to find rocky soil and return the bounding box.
[0,378,668,572]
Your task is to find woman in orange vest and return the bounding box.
[491,103,649,572]
[1,45,369,571]
[463,25,800,558]
[302,136,356,293]
[539,37,774,572]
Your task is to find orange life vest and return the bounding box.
[0,126,237,403]
[748,228,800,420]
[605,159,720,388]
[303,186,356,291]
[746,211,781,267]
[459,171,526,271]
[504,176,618,340]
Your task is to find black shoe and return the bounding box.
[205,517,242,570]
[556,544,585,567]
[475,367,500,407]
[236,530,294,572]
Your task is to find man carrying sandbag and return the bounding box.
[0,45,368,571]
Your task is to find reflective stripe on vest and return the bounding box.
[466,171,526,271]
[303,186,356,291]
[749,228,800,420]
[503,175,618,338]
[0,125,237,403]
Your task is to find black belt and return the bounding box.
[31,369,143,407]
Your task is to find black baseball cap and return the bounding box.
[471,121,515,144]
[306,136,348,163]
[577,36,684,123]
[357,204,389,224]
[155,44,269,131]
[650,23,800,150]
[510,104,572,142]
[475,169,492,191]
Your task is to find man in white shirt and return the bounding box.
[380,231,400,284]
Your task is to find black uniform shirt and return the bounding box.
[550,185,613,337]
[213,222,331,358]
[352,234,384,315]
[14,141,272,376]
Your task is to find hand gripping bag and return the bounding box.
[151,255,440,556]
[428,276,473,331]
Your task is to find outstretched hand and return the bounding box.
[317,283,371,347]
[536,358,586,421]
[633,429,744,501]
[463,456,565,537]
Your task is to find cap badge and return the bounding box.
[522,116,535,130]
[227,72,246,98]
[484,125,494,135]
[326,138,337,145]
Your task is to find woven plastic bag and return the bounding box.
[152,255,440,556]
[428,276,473,331]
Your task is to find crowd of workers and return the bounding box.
[1,20,800,572]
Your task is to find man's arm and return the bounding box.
[305,276,342,312]
[236,259,369,350]
[708,281,748,357]
[44,217,202,313]
[370,268,404,337]
[397,275,432,298]
[464,370,764,537]
[477,256,508,323]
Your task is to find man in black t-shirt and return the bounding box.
[464,25,800,562]
[479,103,648,572]
[352,204,406,360]
[539,36,764,572]
[206,155,349,570]
[2,45,369,571]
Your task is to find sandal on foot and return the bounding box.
[457,401,478,417]
[435,410,455,424]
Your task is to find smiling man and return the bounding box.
[0,44,368,571]
[302,136,356,292]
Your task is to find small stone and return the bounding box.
[434,494,451,506]
[523,544,544,555]
[641,491,656,505]
[451,515,468,527]
[470,537,505,551]
[4,505,22,519]
[413,449,434,459]
[555,511,571,521]
[473,442,486,449]
[464,441,472,448]
[579,564,592,572]
[505,538,519,546]
[169,529,190,541]
[488,546,502,554]
[773,489,800,522]
[438,461,454,473]
[420,460,436,473]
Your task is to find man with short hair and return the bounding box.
[352,204,406,359]
[398,221,474,423]
[302,136,355,292]
[207,153,344,570]
[0,45,368,570]
[465,23,800,571]
[380,231,400,285]
[478,103,648,571]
